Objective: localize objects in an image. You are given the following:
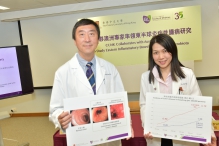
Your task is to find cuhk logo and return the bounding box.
[143,15,151,23]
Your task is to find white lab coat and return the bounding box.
[49,53,124,146]
[139,67,203,146]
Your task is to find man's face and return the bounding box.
[74,24,99,60]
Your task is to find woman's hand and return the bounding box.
[203,136,216,146]
[144,132,153,140]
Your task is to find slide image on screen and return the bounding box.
[0,47,22,98]
[0,45,34,100]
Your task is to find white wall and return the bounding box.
[198,79,219,106]
[0,21,20,47]
[0,0,218,114]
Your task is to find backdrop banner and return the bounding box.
[89,5,202,66]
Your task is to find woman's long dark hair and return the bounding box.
[148,34,185,83]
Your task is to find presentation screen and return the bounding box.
[0,45,34,100]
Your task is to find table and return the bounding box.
[53,130,67,146]
[121,114,146,146]
[212,112,219,146]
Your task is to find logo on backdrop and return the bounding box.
[143,15,151,23]
[175,11,184,20]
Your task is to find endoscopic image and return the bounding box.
[70,108,90,126]
[92,106,108,123]
[110,103,125,120]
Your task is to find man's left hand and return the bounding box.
[126,126,134,140]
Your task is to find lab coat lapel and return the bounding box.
[95,57,105,92]
[172,77,181,95]
[70,54,92,89]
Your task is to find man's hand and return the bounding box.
[58,111,72,129]
[144,132,153,140]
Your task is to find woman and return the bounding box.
[139,34,216,146]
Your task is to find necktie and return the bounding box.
[86,62,96,95]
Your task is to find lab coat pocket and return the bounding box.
[104,74,112,92]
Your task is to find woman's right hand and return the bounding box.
[144,132,153,140]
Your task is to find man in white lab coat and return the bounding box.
[49,18,133,146]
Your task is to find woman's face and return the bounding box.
[152,43,172,72]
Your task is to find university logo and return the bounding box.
[143,15,151,23]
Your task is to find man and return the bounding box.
[49,18,133,146]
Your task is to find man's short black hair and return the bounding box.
[72,18,100,40]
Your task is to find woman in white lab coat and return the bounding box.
[139,34,216,146]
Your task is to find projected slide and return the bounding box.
[144,93,212,144]
[0,47,22,98]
